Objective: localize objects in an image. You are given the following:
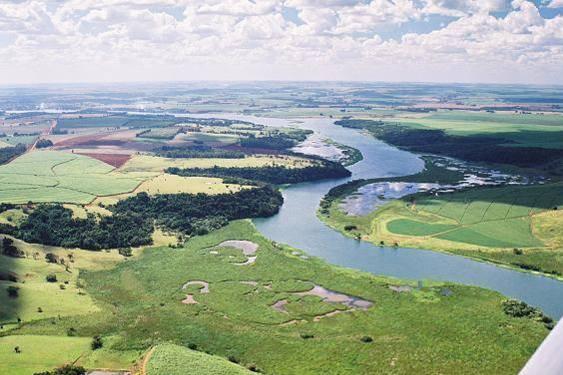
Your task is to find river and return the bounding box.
[184,113,563,318]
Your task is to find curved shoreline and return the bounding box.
[184,113,563,318]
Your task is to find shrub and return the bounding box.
[67,327,76,336]
[91,335,103,350]
[33,364,86,375]
[344,225,357,231]
[300,333,314,339]
[247,363,262,373]
[360,336,373,343]
[45,253,58,263]
[7,285,19,298]
[118,247,133,257]
[513,248,523,255]
[46,274,57,283]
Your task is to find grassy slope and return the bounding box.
[147,344,251,375]
[5,221,548,375]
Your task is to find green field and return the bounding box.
[389,184,563,248]
[120,154,313,173]
[396,111,563,149]
[317,155,563,276]
[0,151,143,204]
[147,344,251,375]
[0,335,91,375]
[57,116,129,129]
[2,221,548,374]
[0,135,38,146]
[0,254,100,322]
[137,127,180,140]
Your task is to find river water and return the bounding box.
[185,114,563,318]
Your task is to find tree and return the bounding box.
[45,253,58,263]
[1,237,24,258]
[7,285,19,298]
[91,335,103,350]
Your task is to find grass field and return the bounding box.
[395,110,563,149]
[320,181,563,276]
[137,127,180,140]
[147,344,251,375]
[119,154,313,173]
[386,184,562,248]
[3,221,548,374]
[0,151,143,204]
[90,175,251,207]
[0,335,91,375]
[57,116,129,129]
[176,132,240,146]
[0,135,38,146]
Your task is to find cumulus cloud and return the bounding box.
[0,0,561,83]
[547,0,563,8]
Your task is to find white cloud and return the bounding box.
[547,0,563,8]
[0,0,561,84]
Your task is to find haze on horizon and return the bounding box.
[1,0,562,85]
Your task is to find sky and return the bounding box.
[0,0,562,85]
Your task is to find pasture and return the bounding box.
[119,154,313,173]
[5,221,546,375]
[147,344,251,375]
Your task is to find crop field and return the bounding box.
[135,174,250,195]
[0,220,550,374]
[137,127,180,140]
[57,116,129,129]
[147,344,251,375]
[395,111,563,149]
[385,184,563,248]
[92,175,251,206]
[0,151,143,204]
[119,154,313,173]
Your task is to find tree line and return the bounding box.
[0,144,26,165]
[335,119,563,168]
[5,186,283,250]
[166,161,351,185]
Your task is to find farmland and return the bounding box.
[1,83,562,374]
[119,154,313,173]
[0,151,142,204]
[320,177,563,276]
[0,221,549,375]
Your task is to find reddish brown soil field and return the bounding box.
[78,153,132,168]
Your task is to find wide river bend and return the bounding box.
[186,114,563,318]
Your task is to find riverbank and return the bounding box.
[317,162,563,280]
